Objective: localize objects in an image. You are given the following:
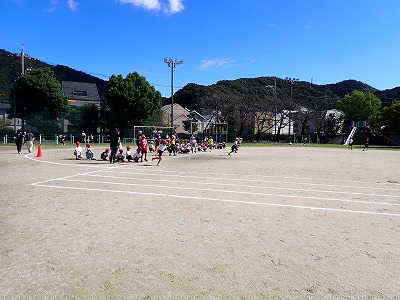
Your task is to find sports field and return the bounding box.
[1,144,399,299]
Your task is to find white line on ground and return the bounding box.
[100,169,400,192]
[30,183,400,218]
[83,173,400,200]
[48,178,400,207]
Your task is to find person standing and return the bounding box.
[81,130,86,143]
[208,136,214,151]
[190,134,197,154]
[25,129,35,153]
[348,137,354,150]
[362,137,369,151]
[14,129,24,154]
[136,130,143,147]
[139,134,148,162]
[169,131,177,156]
[109,128,120,164]
[154,130,161,151]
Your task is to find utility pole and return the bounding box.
[164,58,183,128]
[266,78,277,137]
[285,77,298,141]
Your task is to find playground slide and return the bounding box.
[344,127,357,145]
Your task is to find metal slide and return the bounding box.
[344,127,357,145]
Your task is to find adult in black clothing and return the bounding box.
[14,130,24,154]
[109,128,120,164]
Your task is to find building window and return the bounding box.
[72,90,88,96]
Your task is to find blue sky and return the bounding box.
[1,0,400,97]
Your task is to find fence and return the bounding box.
[1,134,109,145]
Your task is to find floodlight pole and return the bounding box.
[164,58,183,128]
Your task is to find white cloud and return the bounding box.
[67,0,78,11]
[116,0,184,14]
[197,58,234,70]
[165,0,184,14]
[117,0,161,10]
[45,0,58,13]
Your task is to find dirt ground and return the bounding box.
[0,144,399,300]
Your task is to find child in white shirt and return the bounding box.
[74,142,83,160]
[132,148,142,162]
[126,145,133,162]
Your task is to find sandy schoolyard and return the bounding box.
[0,144,399,299]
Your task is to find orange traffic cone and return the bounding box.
[36,144,43,158]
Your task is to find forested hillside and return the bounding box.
[170,78,386,113]
[1,48,399,109]
[0,49,108,100]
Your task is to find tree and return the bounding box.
[81,104,100,134]
[0,117,12,131]
[382,100,400,132]
[106,72,162,131]
[65,104,100,134]
[324,111,344,138]
[336,90,381,127]
[12,67,68,118]
[25,109,61,133]
[65,107,83,132]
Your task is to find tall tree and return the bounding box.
[382,100,400,132]
[336,90,381,127]
[106,72,162,131]
[25,109,61,133]
[81,104,100,135]
[12,67,68,118]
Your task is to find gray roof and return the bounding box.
[62,81,100,101]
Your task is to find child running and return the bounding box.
[152,139,168,166]
[228,136,242,156]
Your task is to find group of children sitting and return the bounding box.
[100,146,143,163]
[73,135,241,164]
[98,142,168,166]
[73,142,96,160]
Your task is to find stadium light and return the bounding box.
[164,58,183,128]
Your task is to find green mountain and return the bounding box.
[0,49,108,100]
[170,78,386,112]
[1,48,399,109]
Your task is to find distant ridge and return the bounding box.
[1,49,399,107]
[0,49,108,100]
